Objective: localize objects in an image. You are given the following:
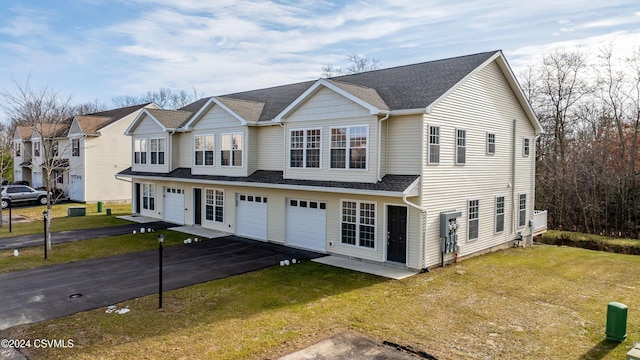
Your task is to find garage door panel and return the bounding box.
[164,187,185,225]
[286,199,326,252]
[236,194,267,240]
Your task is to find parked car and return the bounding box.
[1,185,49,209]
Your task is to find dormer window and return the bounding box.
[15,143,20,157]
[34,142,40,157]
[194,135,213,166]
[221,133,242,167]
[134,138,147,164]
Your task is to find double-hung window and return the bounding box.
[150,138,165,165]
[290,129,320,168]
[468,199,479,240]
[428,125,440,164]
[456,129,466,164]
[341,200,376,248]
[331,125,368,169]
[205,189,224,222]
[14,143,20,157]
[221,133,242,167]
[523,138,530,157]
[134,139,147,164]
[72,139,80,157]
[487,133,496,155]
[518,194,527,227]
[194,135,214,166]
[34,141,40,157]
[495,196,505,233]
[142,183,155,211]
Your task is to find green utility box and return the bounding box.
[97,201,103,213]
[605,302,628,342]
[67,206,86,217]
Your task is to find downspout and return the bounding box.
[169,130,176,171]
[280,123,285,177]
[377,112,390,182]
[530,133,541,245]
[402,179,428,271]
[511,119,516,235]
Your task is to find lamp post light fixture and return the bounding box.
[158,233,164,309]
[43,211,48,259]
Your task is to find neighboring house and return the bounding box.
[119,51,547,270]
[13,103,158,203]
[67,103,159,203]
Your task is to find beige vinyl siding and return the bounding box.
[256,125,284,171]
[286,87,371,121]
[248,126,258,174]
[191,126,249,177]
[386,115,422,175]
[421,60,536,267]
[176,132,192,168]
[83,115,138,203]
[193,104,243,129]
[284,116,379,183]
[131,180,424,270]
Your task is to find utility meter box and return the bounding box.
[440,211,462,254]
[606,302,628,342]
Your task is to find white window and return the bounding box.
[134,138,147,164]
[150,138,165,165]
[221,133,242,167]
[456,129,466,164]
[206,189,224,222]
[290,129,321,168]
[428,125,440,164]
[194,135,214,166]
[468,199,479,240]
[331,126,368,169]
[72,139,80,157]
[34,141,40,157]
[523,137,530,157]
[341,200,376,248]
[495,196,505,233]
[487,133,496,155]
[142,183,155,210]
[14,142,20,157]
[51,141,59,157]
[52,169,64,185]
[518,193,527,227]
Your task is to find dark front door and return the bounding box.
[134,183,141,214]
[194,188,202,226]
[387,205,407,263]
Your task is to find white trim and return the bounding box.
[287,127,322,169]
[149,137,166,165]
[275,79,382,122]
[518,193,527,228]
[329,124,369,171]
[455,128,466,165]
[220,132,244,168]
[184,97,249,128]
[205,188,225,223]
[193,133,215,167]
[467,199,479,241]
[494,195,505,234]
[125,109,168,135]
[522,137,530,157]
[339,199,378,250]
[427,124,440,165]
[486,132,496,155]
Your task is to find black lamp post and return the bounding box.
[43,211,48,259]
[158,233,164,309]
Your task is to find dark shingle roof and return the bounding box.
[179,51,497,123]
[118,168,418,193]
[76,103,151,135]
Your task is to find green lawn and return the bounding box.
[9,245,639,360]
[0,203,133,238]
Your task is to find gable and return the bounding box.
[129,113,165,134]
[192,104,244,130]
[68,119,84,136]
[286,87,371,122]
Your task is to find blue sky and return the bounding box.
[0,0,638,107]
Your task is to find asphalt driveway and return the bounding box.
[0,235,321,330]
[0,221,175,250]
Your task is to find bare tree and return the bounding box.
[0,78,75,249]
[112,87,206,110]
[321,53,381,77]
[0,122,13,228]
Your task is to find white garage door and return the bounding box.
[236,194,267,240]
[69,175,83,201]
[164,187,185,224]
[286,199,326,252]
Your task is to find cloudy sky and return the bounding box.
[0,0,638,106]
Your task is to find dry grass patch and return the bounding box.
[11,245,640,360]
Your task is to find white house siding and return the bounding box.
[421,60,537,268]
[83,116,137,203]
[131,179,423,269]
[190,125,249,177]
[130,115,168,173]
[256,125,283,171]
[386,115,422,175]
[68,136,86,201]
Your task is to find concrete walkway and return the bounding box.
[313,256,418,280]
